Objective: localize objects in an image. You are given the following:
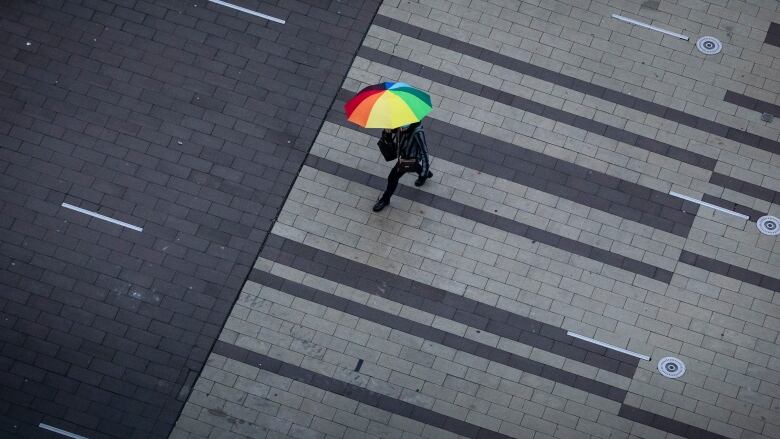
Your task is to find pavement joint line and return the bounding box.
[351,47,716,173]
[212,341,518,439]
[566,331,650,361]
[668,191,749,220]
[249,269,630,401]
[1,0,384,436]
[60,202,144,232]
[262,235,642,375]
[306,155,675,283]
[207,0,285,24]
[372,16,780,157]
[611,14,689,40]
[330,91,699,238]
[214,340,729,439]
[38,423,90,439]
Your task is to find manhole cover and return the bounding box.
[696,36,722,55]
[658,357,685,378]
[757,215,780,235]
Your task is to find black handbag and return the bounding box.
[377,133,397,161]
[397,156,418,172]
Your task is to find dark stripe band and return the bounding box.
[372,14,780,156]
[763,22,780,49]
[212,340,518,439]
[679,250,780,291]
[213,340,730,439]
[330,90,699,237]
[250,269,628,401]
[709,172,780,205]
[261,235,641,376]
[699,194,765,221]
[723,90,780,117]
[619,405,729,439]
[356,45,715,170]
[306,154,674,283]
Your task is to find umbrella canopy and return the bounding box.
[344,82,432,129]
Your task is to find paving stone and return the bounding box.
[155,2,780,439]
[1,0,382,437]
[371,13,780,169]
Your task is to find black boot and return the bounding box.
[414,171,433,187]
[372,198,389,212]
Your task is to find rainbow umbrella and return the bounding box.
[344,82,432,129]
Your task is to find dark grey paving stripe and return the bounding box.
[249,270,628,402]
[709,172,780,205]
[357,45,715,171]
[619,405,729,439]
[330,90,699,238]
[724,90,780,117]
[765,22,780,48]
[213,340,518,439]
[373,14,780,156]
[307,154,674,283]
[700,194,765,221]
[261,235,641,377]
[679,250,780,291]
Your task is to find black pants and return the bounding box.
[380,163,429,202]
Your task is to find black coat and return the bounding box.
[379,122,431,176]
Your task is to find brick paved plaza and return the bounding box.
[2,0,780,438]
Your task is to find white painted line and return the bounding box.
[61,203,143,232]
[611,14,688,40]
[39,423,90,439]
[567,331,651,361]
[668,191,749,220]
[208,0,285,24]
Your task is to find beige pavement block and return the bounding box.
[314,127,683,262]
[200,1,780,437]
[351,45,772,187]
[380,0,780,146]
[246,322,570,435]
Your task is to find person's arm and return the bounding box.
[415,129,430,176]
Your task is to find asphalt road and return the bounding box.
[0,0,380,437]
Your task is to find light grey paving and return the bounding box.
[171,1,780,439]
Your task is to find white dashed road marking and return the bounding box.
[611,14,689,40]
[669,191,750,220]
[61,202,144,232]
[39,423,90,439]
[566,331,651,361]
[208,0,285,24]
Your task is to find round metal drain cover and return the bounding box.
[696,36,722,55]
[757,215,780,235]
[658,357,685,378]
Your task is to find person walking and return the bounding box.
[372,121,433,212]
[342,81,434,212]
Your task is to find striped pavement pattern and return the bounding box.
[171,2,780,439]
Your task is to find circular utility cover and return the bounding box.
[757,215,780,236]
[658,357,685,378]
[696,36,722,55]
